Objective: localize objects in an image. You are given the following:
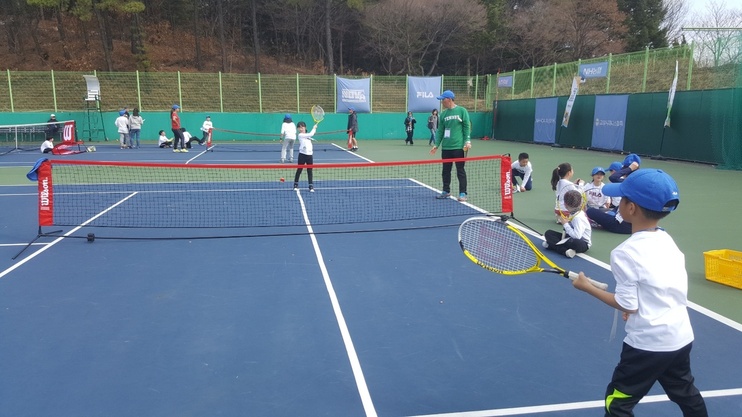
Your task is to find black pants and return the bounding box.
[293,153,313,186]
[440,149,466,194]
[543,229,588,255]
[604,342,707,417]
[405,130,413,144]
[172,129,185,149]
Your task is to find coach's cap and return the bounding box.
[437,90,455,100]
[623,153,641,167]
[172,104,180,110]
[603,169,679,212]
[591,166,605,176]
[284,113,291,120]
[608,161,622,172]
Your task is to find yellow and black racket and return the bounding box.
[458,216,608,290]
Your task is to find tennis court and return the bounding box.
[1,141,741,416]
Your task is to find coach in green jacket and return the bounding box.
[430,90,472,202]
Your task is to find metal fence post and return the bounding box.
[51,70,58,113]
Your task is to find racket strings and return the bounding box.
[460,220,539,273]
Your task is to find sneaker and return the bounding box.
[542,241,549,249]
[281,159,285,163]
[289,158,293,163]
[293,183,298,190]
[436,192,451,199]
[565,249,576,258]
[309,186,315,192]
[181,149,189,153]
[173,148,180,153]
[457,193,467,201]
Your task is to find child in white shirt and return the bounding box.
[292,121,317,192]
[542,190,591,258]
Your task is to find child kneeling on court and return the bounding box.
[542,190,591,258]
[572,169,707,416]
[293,121,317,192]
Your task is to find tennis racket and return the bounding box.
[556,189,587,223]
[458,216,608,290]
[311,105,325,124]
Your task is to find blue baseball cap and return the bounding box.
[608,161,622,172]
[172,104,180,110]
[119,110,126,116]
[348,107,354,112]
[284,113,291,120]
[591,166,605,176]
[623,153,641,167]
[603,169,680,212]
[437,90,455,100]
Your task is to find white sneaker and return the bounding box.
[542,241,549,249]
[565,249,576,258]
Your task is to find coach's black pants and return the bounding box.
[604,342,707,417]
[440,149,466,195]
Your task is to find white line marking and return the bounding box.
[294,188,377,417]
[0,192,138,280]
[407,388,742,417]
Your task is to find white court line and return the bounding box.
[0,192,138,280]
[407,388,742,417]
[511,220,742,332]
[294,188,377,417]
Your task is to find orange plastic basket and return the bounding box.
[704,250,742,290]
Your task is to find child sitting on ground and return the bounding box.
[542,189,591,258]
[158,130,173,148]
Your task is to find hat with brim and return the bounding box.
[437,90,455,100]
[602,169,679,212]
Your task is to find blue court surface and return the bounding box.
[1,145,741,417]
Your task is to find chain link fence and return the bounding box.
[0,44,737,114]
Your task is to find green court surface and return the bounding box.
[356,138,742,324]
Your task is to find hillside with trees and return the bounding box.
[1,0,691,75]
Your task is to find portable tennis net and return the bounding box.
[28,155,514,238]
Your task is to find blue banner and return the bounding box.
[336,77,371,113]
[407,76,442,113]
[497,76,513,88]
[533,98,558,144]
[579,62,608,79]
[591,95,628,150]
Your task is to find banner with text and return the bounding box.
[407,76,442,113]
[533,98,558,144]
[561,76,581,127]
[591,95,628,150]
[579,62,609,79]
[497,75,513,88]
[336,77,371,113]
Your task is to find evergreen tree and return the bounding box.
[618,0,669,51]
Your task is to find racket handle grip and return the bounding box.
[567,271,609,290]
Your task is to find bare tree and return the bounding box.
[508,0,626,66]
[363,0,485,75]
[686,0,742,67]
[662,0,689,45]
